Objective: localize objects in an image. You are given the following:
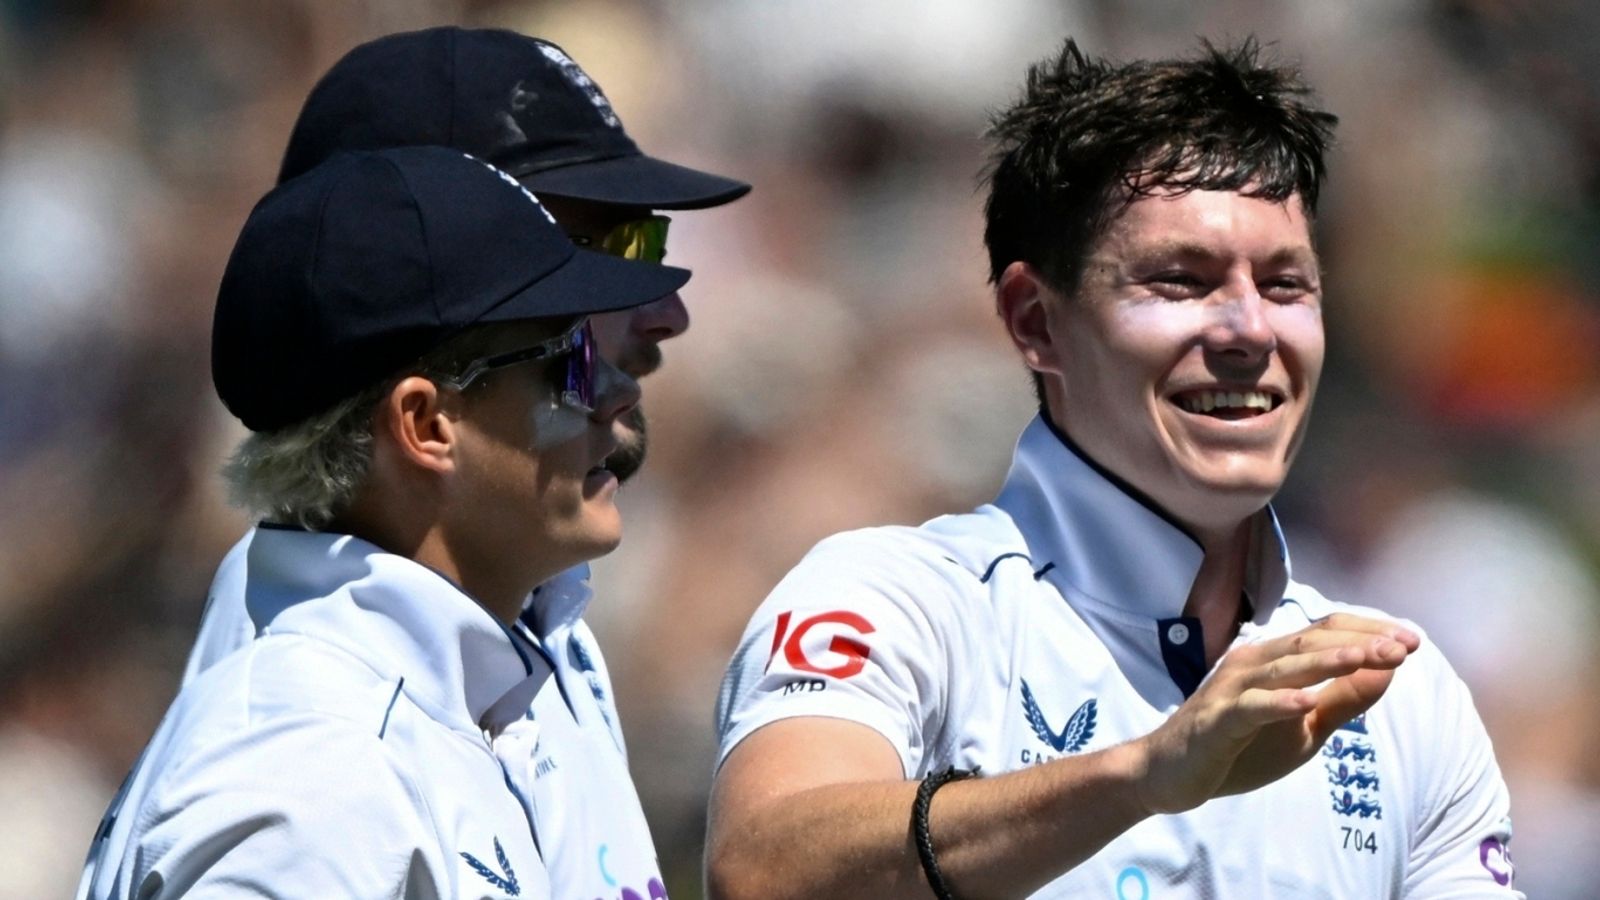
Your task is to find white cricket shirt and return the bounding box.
[717,415,1522,898]
[129,527,668,900]
[512,565,669,900]
[78,527,551,899]
[177,532,252,686]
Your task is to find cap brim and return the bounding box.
[517,153,751,210]
[479,247,691,326]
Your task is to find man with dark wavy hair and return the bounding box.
[707,39,1521,899]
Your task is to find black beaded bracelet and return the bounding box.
[912,766,978,900]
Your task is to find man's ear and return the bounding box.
[377,376,459,475]
[996,261,1064,377]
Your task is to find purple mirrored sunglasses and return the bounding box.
[436,317,598,413]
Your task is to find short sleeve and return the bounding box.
[714,529,973,778]
[1401,643,1525,898]
[121,719,452,899]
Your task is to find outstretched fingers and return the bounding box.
[1137,615,1420,815]
[1247,638,1408,691]
[1231,619,1419,684]
[1311,614,1419,650]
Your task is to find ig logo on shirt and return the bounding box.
[764,610,875,679]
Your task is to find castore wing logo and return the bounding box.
[461,836,521,896]
[1020,679,1097,753]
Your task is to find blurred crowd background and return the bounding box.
[2,0,1597,896]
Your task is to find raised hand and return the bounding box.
[1134,613,1419,815]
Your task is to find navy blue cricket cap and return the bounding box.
[278,27,751,210]
[213,146,691,432]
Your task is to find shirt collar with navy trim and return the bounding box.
[994,414,1291,624]
[519,562,593,642]
[243,526,543,733]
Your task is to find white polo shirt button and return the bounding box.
[1166,622,1191,645]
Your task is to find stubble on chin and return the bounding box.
[603,405,649,483]
[602,341,663,483]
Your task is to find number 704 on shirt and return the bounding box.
[1342,826,1378,854]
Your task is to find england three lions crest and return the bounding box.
[1324,716,1383,820]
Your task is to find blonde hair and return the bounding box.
[220,380,391,530]
[218,323,544,529]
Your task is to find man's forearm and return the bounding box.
[709,616,1415,900]
[705,741,1151,900]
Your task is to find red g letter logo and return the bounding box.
[765,610,876,679]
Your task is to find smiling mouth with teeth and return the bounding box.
[1173,389,1283,419]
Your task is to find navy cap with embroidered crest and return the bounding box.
[213,146,690,433]
[278,27,751,210]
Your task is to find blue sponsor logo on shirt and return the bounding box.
[461,837,521,896]
[1020,680,1097,753]
[1116,866,1150,900]
[593,844,671,900]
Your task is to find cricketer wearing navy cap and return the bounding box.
[214,147,689,432]
[278,25,751,482]
[171,27,745,900]
[77,146,685,899]
[276,27,750,209]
